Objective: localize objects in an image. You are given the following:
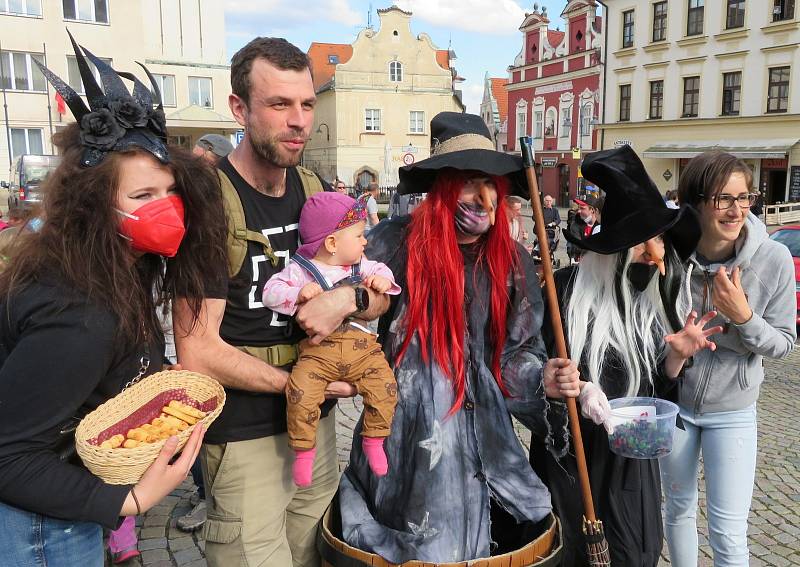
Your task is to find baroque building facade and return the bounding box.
[303,6,464,189]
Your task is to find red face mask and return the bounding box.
[117,195,186,257]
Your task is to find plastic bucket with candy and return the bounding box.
[607,397,679,459]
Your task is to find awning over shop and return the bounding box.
[165,104,239,131]
[642,139,799,159]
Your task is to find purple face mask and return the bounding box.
[454,200,491,236]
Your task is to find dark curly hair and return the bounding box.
[0,123,228,345]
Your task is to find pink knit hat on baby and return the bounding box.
[295,192,368,259]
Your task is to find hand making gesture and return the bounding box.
[713,266,752,324]
[663,310,724,377]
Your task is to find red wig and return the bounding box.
[397,170,520,414]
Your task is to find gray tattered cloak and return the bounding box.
[339,218,569,564]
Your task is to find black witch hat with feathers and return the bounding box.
[34,30,169,167]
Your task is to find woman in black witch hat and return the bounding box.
[528,145,724,566]
[338,112,581,564]
[0,32,226,565]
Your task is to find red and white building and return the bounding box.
[506,0,603,206]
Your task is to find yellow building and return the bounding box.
[303,6,464,188]
[600,0,800,205]
[0,0,237,182]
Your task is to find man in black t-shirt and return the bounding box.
[174,38,389,567]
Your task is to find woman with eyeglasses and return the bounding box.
[661,151,796,566]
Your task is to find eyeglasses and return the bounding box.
[700,193,757,210]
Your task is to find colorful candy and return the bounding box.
[608,419,674,459]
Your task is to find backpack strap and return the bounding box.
[296,165,324,199]
[218,169,279,278]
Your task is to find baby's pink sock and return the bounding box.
[362,437,388,476]
[293,447,316,487]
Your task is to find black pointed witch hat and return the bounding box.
[563,145,701,261]
[34,30,169,167]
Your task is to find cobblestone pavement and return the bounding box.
[120,346,799,566]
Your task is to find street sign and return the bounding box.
[663,169,673,181]
[234,130,245,145]
[402,152,415,165]
[401,145,418,153]
[614,139,632,148]
[541,158,557,168]
[572,147,581,160]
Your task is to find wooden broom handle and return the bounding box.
[519,137,597,523]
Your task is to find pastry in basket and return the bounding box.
[99,400,208,449]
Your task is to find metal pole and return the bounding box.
[43,42,54,153]
[0,40,13,173]
[596,0,609,150]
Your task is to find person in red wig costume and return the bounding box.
[337,112,580,563]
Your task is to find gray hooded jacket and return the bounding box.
[678,214,796,415]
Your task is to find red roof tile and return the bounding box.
[436,50,450,70]
[307,42,353,90]
[490,78,508,123]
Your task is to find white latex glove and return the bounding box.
[578,382,614,434]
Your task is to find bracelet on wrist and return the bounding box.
[130,487,142,516]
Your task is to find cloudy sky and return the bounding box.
[223,0,571,114]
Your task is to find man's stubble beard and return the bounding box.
[250,128,306,168]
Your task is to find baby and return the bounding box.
[262,192,400,487]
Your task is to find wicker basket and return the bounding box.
[76,370,225,485]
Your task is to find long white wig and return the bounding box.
[565,243,691,397]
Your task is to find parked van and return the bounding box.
[3,154,61,209]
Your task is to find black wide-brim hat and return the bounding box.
[397,112,529,198]
[564,145,701,261]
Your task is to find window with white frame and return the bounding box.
[545,108,556,136]
[153,74,176,107]
[652,2,668,42]
[516,103,527,137]
[0,51,45,91]
[619,85,631,121]
[622,10,635,48]
[726,0,745,29]
[767,67,790,114]
[188,76,212,108]
[559,106,572,138]
[534,110,544,138]
[409,111,424,133]
[687,0,704,36]
[773,0,795,22]
[62,0,108,23]
[1,0,41,16]
[580,102,594,135]
[66,55,111,95]
[389,61,403,82]
[365,108,381,132]
[10,127,43,158]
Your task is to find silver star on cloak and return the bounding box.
[407,511,439,538]
[417,420,443,470]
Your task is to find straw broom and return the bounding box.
[519,136,610,566]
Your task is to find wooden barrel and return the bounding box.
[318,507,562,567]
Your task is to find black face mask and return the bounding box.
[627,263,659,292]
